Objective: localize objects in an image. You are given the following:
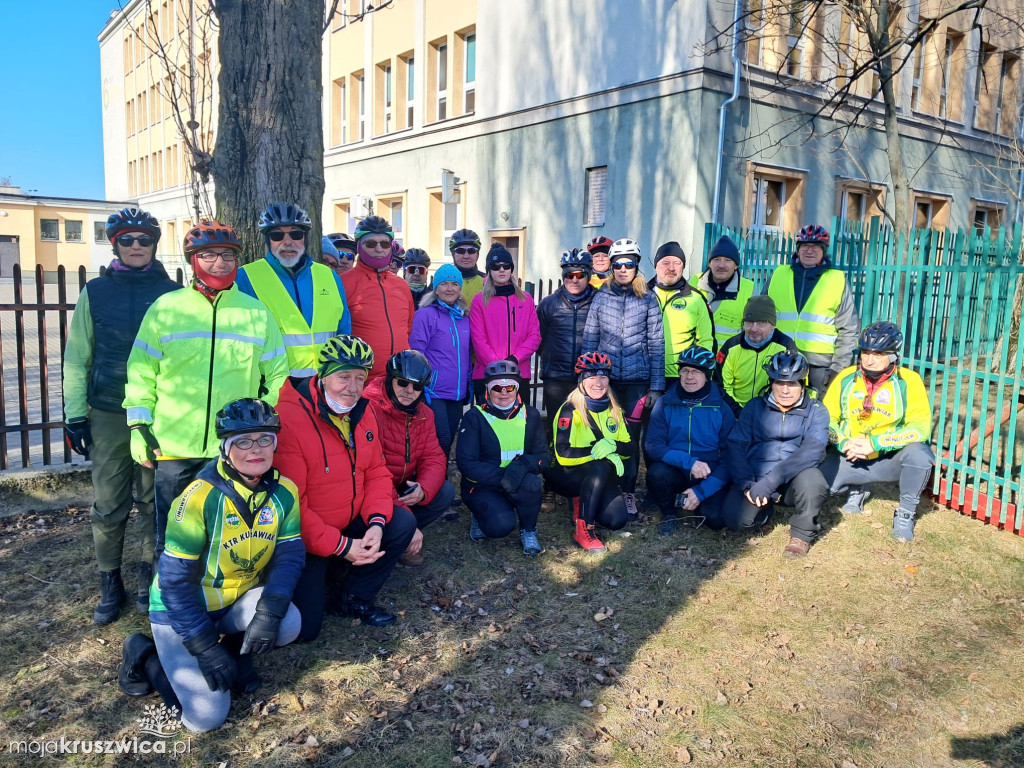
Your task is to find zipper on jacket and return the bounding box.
[506,296,513,358]
[378,273,395,355]
[298,398,331,473]
[343,440,357,522]
[289,269,303,315]
[452,315,463,400]
[202,297,219,452]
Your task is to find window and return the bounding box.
[835,180,886,230]
[911,22,931,111]
[437,43,448,120]
[746,165,806,231]
[391,201,403,234]
[745,0,764,67]
[974,43,998,130]
[331,79,347,146]
[911,191,951,230]
[786,0,808,78]
[583,166,608,226]
[94,222,107,243]
[333,0,347,29]
[385,65,393,133]
[939,33,960,119]
[40,219,59,241]
[995,55,1019,135]
[970,200,1006,234]
[405,56,415,127]
[356,72,366,141]
[752,177,785,229]
[65,220,83,242]
[464,33,476,113]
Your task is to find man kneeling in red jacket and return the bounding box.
[275,335,416,638]
[365,350,456,567]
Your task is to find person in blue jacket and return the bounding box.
[645,346,735,536]
[722,350,830,558]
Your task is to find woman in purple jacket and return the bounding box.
[469,244,542,403]
[410,264,472,458]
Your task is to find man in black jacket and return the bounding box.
[536,249,595,511]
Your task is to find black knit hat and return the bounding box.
[654,241,686,267]
[708,235,740,266]
[485,243,515,272]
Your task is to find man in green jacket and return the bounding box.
[124,221,289,560]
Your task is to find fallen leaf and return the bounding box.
[716,690,729,705]
[580,699,594,708]
[676,746,693,763]
[905,564,918,574]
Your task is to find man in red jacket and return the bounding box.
[341,216,416,379]
[365,350,456,566]
[274,335,416,638]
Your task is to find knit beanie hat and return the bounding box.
[743,295,777,324]
[433,263,464,288]
[485,243,515,272]
[708,235,741,265]
[654,241,686,267]
[321,236,340,259]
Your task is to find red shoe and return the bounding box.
[573,517,606,552]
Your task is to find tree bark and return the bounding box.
[873,1,910,238]
[211,0,325,264]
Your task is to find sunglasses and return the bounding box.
[564,271,587,280]
[491,264,513,272]
[612,261,638,270]
[395,378,425,391]
[453,247,479,255]
[405,265,427,275]
[490,384,518,394]
[116,235,155,248]
[362,238,392,250]
[268,230,306,242]
[232,435,275,450]
[338,251,355,260]
[195,251,239,264]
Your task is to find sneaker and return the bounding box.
[520,530,542,557]
[469,515,486,542]
[541,491,557,514]
[841,488,871,514]
[782,537,810,558]
[892,509,916,542]
[658,514,679,536]
[623,493,639,519]
[118,633,157,697]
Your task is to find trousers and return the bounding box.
[545,460,627,530]
[716,467,829,543]
[821,442,935,513]
[609,380,649,494]
[644,460,727,521]
[153,457,209,560]
[462,482,542,538]
[429,398,465,459]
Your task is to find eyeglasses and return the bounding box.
[453,247,479,255]
[564,271,587,280]
[116,235,155,248]
[195,251,239,264]
[395,378,425,391]
[491,264,513,272]
[405,265,427,275]
[361,238,392,250]
[338,251,355,260]
[232,435,276,450]
[490,384,518,393]
[612,262,638,270]
[268,229,306,242]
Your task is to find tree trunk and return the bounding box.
[211,0,325,264]
[874,5,909,239]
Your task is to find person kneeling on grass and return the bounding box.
[645,346,735,536]
[722,350,830,558]
[456,359,550,556]
[545,352,631,552]
[118,398,304,734]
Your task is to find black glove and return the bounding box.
[64,418,92,458]
[500,457,530,494]
[241,593,291,655]
[183,628,236,693]
[643,390,664,414]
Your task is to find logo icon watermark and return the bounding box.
[8,703,191,755]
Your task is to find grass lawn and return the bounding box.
[1,490,1022,767]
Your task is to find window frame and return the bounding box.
[65,220,84,243]
[583,166,608,227]
[40,219,60,242]
[463,32,476,114]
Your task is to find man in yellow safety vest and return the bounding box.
[690,234,755,347]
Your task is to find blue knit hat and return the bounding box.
[708,235,740,266]
[321,236,340,259]
[433,263,464,288]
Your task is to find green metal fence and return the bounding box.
[703,216,1024,536]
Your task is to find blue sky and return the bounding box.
[0,2,119,199]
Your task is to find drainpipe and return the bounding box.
[711,0,744,225]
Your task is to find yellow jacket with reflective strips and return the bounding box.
[653,283,716,378]
[553,401,631,467]
[689,271,755,346]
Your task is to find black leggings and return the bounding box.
[545,460,627,531]
[461,482,541,536]
[430,398,465,458]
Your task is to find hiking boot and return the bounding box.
[443,503,460,522]
[541,491,557,514]
[573,519,606,552]
[469,515,486,542]
[118,633,157,697]
[658,513,679,536]
[892,508,916,542]
[623,493,639,519]
[94,569,126,625]
[841,488,871,514]
[400,549,425,566]
[520,530,542,557]
[136,562,153,614]
[336,595,397,627]
[782,537,810,558]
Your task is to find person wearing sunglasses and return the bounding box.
[117,398,304,734]
[456,360,550,557]
[448,228,486,304]
[364,350,456,565]
[63,207,181,625]
[821,322,933,542]
[581,238,664,519]
[324,232,357,274]
[402,248,432,308]
[469,243,542,404]
[124,221,289,567]
[723,350,830,558]
[536,248,597,512]
[236,203,351,378]
[340,215,416,380]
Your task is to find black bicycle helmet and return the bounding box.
[258,202,312,233]
[353,216,394,243]
[106,207,161,246]
[386,349,433,386]
[449,228,482,251]
[766,350,809,383]
[560,248,593,271]
[859,321,904,354]
[403,248,430,267]
[215,398,281,439]
[327,232,357,252]
[677,346,716,375]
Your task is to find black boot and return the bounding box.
[136,562,153,614]
[119,633,157,697]
[221,633,261,696]
[94,569,126,625]
[658,512,679,536]
[337,594,397,627]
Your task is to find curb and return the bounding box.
[0,463,93,519]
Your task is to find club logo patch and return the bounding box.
[365,430,374,442]
[671,299,688,311]
[874,390,891,404]
[557,417,571,430]
[225,514,241,527]
[606,417,618,433]
[257,507,275,525]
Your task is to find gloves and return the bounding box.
[590,438,617,461]
[241,593,291,655]
[500,457,530,494]
[64,418,92,458]
[130,425,159,465]
[607,454,625,477]
[183,628,236,693]
[643,390,664,414]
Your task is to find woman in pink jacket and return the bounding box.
[469,243,542,403]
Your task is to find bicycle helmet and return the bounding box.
[796,224,830,248]
[182,220,242,255]
[353,215,394,243]
[609,238,641,259]
[106,207,161,246]
[766,350,809,383]
[560,248,593,271]
[386,350,433,386]
[215,398,281,439]
[859,321,903,354]
[318,334,375,376]
[326,232,357,253]
[483,359,521,383]
[449,228,482,251]
[390,241,406,266]
[575,351,613,379]
[587,236,614,255]
[677,346,716,375]
[403,248,430,267]
[258,202,312,233]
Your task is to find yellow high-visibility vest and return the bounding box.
[768,265,846,356]
[689,273,755,345]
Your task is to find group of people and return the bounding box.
[62,207,934,734]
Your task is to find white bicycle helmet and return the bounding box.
[609,238,641,259]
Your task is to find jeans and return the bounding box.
[821,442,935,514]
[406,480,457,529]
[430,398,465,459]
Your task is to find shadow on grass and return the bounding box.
[950,723,1024,766]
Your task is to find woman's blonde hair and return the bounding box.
[419,290,467,310]
[602,269,648,298]
[566,381,625,428]
[481,273,527,306]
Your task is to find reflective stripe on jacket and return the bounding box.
[553,401,630,467]
[689,271,755,346]
[768,264,846,355]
